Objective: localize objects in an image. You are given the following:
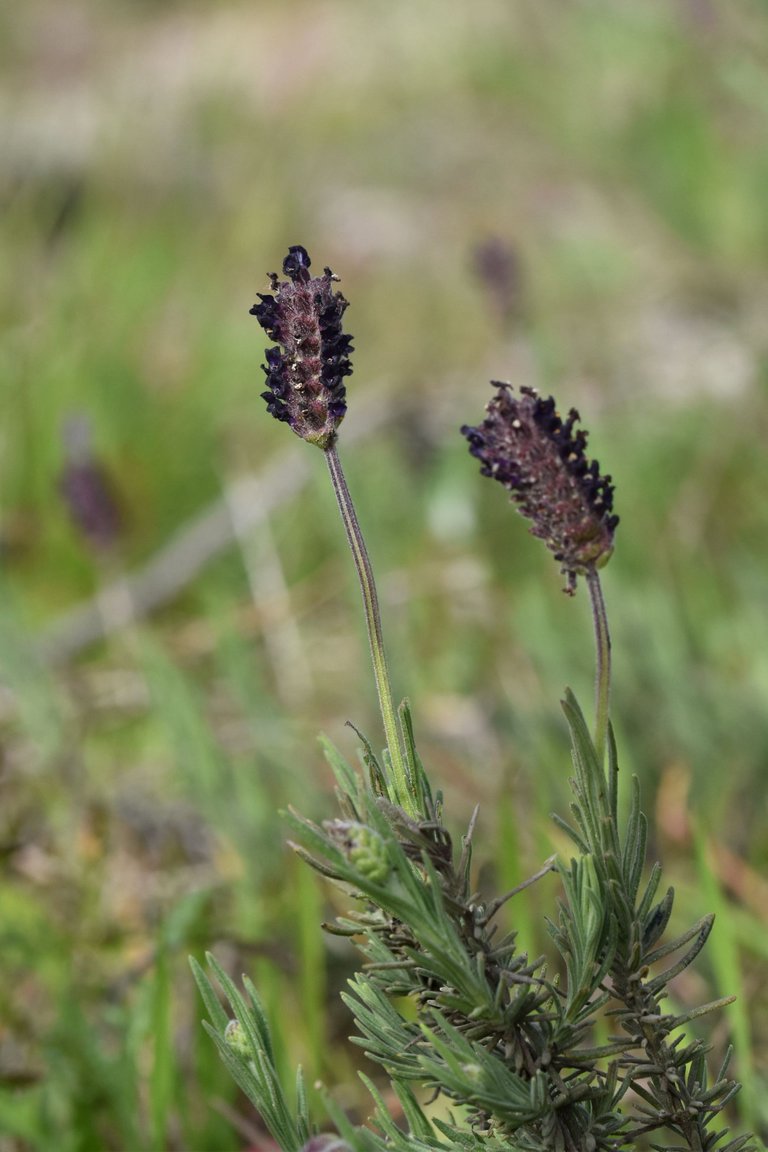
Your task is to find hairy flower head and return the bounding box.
[250,245,353,449]
[462,383,618,593]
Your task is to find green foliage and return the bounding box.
[191,953,312,1152]
[3,1,768,1147]
[197,706,757,1149]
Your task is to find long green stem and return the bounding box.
[324,443,414,815]
[586,567,611,767]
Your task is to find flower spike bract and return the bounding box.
[462,383,619,592]
[250,245,354,449]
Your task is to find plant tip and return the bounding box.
[250,246,354,449]
[462,383,619,593]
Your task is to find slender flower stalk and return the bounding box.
[251,246,414,815]
[587,567,611,766]
[324,442,413,815]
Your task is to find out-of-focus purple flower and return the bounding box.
[250,246,353,449]
[462,384,618,593]
[472,236,523,328]
[59,416,122,552]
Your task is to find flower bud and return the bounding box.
[250,246,353,449]
[462,384,618,592]
[223,1018,250,1059]
[324,820,391,884]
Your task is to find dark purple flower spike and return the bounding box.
[250,245,353,450]
[462,383,618,593]
[59,415,122,553]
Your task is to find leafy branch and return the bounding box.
[191,247,756,1152]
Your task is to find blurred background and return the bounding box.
[2,0,768,1147]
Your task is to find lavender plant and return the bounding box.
[191,247,755,1152]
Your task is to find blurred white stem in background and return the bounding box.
[32,385,485,665]
[224,478,311,708]
[34,390,392,664]
[94,571,136,641]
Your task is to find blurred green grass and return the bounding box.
[2,0,768,1147]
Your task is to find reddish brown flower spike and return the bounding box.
[250,245,353,449]
[462,384,619,593]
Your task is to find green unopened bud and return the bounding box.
[224,1019,250,1059]
[324,820,391,884]
[350,827,390,883]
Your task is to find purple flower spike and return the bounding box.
[462,384,618,593]
[59,415,122,553]
[250,246,353,449]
